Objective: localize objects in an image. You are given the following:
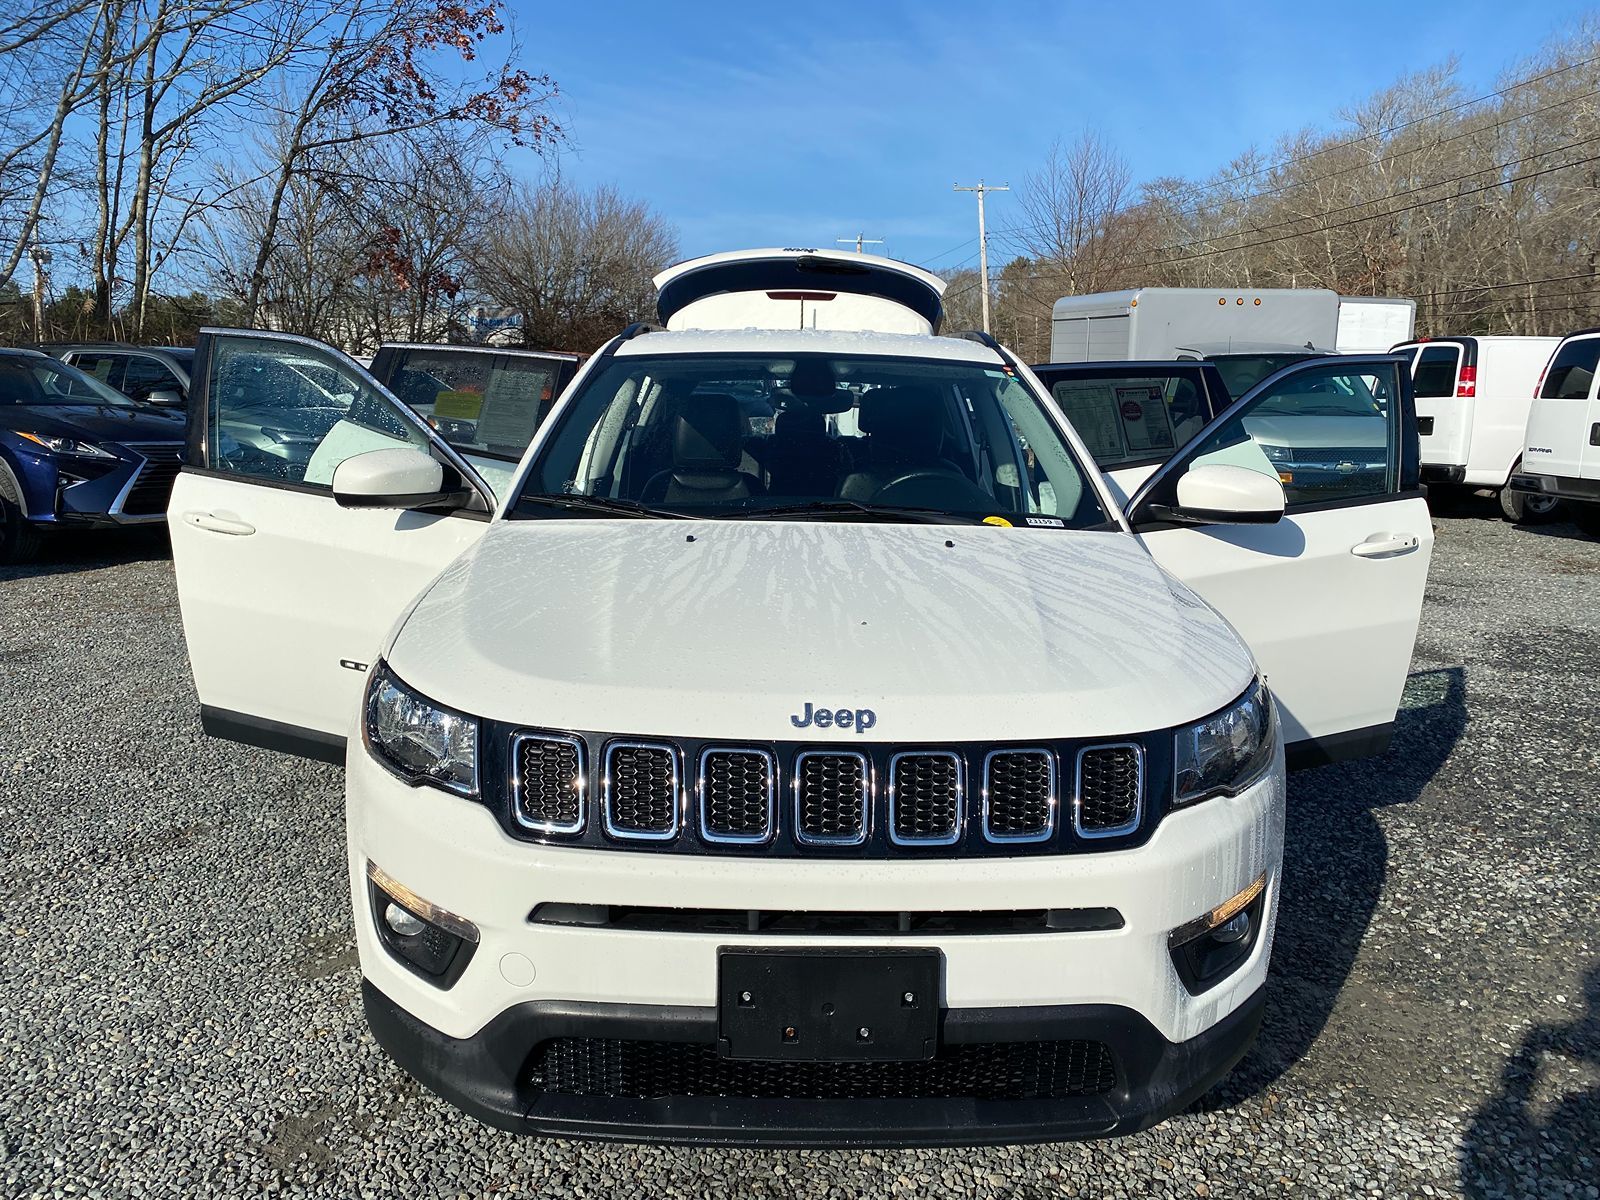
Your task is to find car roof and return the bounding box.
[0,347,49,360]
[1032,359,1219,371]
[1175,341,1330,356]
[612,326,1004,364]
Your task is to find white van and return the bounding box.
[1390,336,1562,521]
[165,249,1430,1144]
[1508,327,1600,537]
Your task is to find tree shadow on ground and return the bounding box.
[1201,664,1470,1107]
[1460,964,1600,1199]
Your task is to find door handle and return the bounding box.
[182,510,256,537]
[1351,533,1419,559]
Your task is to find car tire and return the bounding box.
[0,464,44,564]
[1498,484,1562,524]
[1571,502,1600,539]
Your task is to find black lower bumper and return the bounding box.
[1420,464,1465,485]
[1510,472,1600,502]
[362,980,1266,1147]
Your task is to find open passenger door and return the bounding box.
[168,331,498,761]
[1118,355,1433,766]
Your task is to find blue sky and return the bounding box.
[508,1,1598,272]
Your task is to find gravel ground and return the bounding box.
[1,505,1596,1199]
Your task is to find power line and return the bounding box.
[1152,51,1600,212]
[836,233,884,254]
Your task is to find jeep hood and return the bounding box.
[387,521,1256,743]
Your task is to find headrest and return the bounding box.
[674,393,745,470]
[775,407,826,439]
[857,386,942,458]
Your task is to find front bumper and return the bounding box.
[347,741,1283,1143]
[363,977,1266,1146]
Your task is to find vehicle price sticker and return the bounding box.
[472,367,544,448]
[1049,381,1125,461]
[1115,385,1175,453]
[432,389,484,420]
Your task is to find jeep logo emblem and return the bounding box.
[790,702,876,734]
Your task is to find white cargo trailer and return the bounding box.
[1336,297,1416,354]
[1049,288,1340,365]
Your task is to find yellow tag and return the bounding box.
[433,389,484,419]
[982,515,1013,528]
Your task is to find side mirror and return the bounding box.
[1161,463,1285,525]
[331,447,467,511]
[144,388,185,407]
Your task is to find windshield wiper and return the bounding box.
[518,493,701,520]
[720,500,984,524]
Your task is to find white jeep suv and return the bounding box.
[167,249,1432,1145]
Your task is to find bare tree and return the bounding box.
[472,181,679,352]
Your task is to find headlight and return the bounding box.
[1173,680,1275,805]
[1261,444,1291,463]
[17,431,118,459]
[363,663,479,796]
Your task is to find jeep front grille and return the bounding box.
[512,734,585,834]
[982,749,1055,843]
[794,751,869,845]
[889,751,963,846]
[604,742,680,840]
[699,748,775,843]
[1075,744,1143,838]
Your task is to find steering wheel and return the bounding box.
[870,469,996,510]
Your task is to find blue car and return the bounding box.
[0,348,186,563]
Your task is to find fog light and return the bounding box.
[1169,874,1267,995]
[384,902,426,938]
[367,862,479,989]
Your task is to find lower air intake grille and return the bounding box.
[983,750,1055,842]
[1076,745,1142,837]
[513,735,584,833]
[795,751,868,844]
[122,444,184,515]
[890,752,962,845]
[700,749,774,842]
[605,743,679,839]
[527,1037,1117,1101]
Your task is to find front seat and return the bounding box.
[837,386,970,503]
[643,393,764,505]
[763,407,844,497]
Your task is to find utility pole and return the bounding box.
[953,180,1008,333]
[836,234,883,254]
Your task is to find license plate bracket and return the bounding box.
[717,947,939,1062]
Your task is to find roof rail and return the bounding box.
[618,321,665,342]
[954,329,1001,353]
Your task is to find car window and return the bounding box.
[1411,345,1461,398]
[67,352,128,391]
[1044,372,1210,468]
[121,355,184,399]
[1539,337,1600,400]
[522,351,1109,527]
[384,349,564,460]
[0,355,135,406]
[206,337,427,487]
[1178,361,1401,508]
[1207,354,1316,397]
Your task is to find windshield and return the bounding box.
[1206,353,1318,397]
[0,354,135,406]
[519,351,1109,526]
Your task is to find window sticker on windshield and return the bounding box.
[1024,515,1065,528]
[432,389,484,420]
[1115,385,1176,453]
[473,368,543,448]
[1050,381,1124,461]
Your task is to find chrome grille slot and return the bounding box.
[512,733,586,834]
[794,751,869,845]
[889,751,963,846]
[1074,744,1143,838]
[698,748,775,844]
[604,742,680,840]
[983,749,1056,843]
